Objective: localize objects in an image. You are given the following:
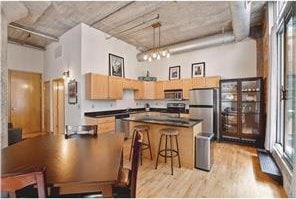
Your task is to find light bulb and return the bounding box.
[143,54,148,60]
[166,52,170,58]
[148,56,152,62]
[152,52,157,58]
[162,50,167,56]
[157,54,161,60]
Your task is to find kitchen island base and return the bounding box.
[129,121,202,169]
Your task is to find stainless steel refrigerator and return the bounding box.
[189,88,219,139]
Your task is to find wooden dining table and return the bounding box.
[1,132,125,197]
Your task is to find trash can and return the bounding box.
[195,132,214,171]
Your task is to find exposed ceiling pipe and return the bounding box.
[137,32,235,62]
[91,1,135,26]
[9,22,59,41]
[229,1,251,41]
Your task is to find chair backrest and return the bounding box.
[130,131,143,198]
[1,167,47,198]
[65,125,97,139]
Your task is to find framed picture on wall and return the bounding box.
[169,66,181,80]
[68,80,77,104]
[191,62,205,78]
[109,53,125,77]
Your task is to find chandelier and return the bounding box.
[143,22,170,62]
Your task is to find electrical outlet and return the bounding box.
[91,104,95,109]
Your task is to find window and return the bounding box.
[276,4,296,168]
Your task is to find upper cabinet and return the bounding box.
[182,79,192,100]
[192,77,206,88]
[108,76,123,99]
[155,81,164,100]
[85,73,109,99]
[86,72,220,100]
[163,79,183,90]
[205,76,221,88]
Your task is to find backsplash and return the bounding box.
[83,90,189,112]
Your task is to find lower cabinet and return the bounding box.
[85,116,115,134]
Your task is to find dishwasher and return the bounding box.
[115,113,130,139]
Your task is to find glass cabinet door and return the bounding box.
[221,81,238,135]
[241,80,262,136]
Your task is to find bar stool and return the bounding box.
[129,125,152,165]
[155,128,181,175]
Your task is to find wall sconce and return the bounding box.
[63,70,70,79]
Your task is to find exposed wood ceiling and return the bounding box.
[4,1,266,51]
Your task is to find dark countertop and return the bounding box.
[123,115,202,128]
[85,108,189,118]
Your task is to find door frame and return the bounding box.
[8,69,42,133]
[52,78,65,134]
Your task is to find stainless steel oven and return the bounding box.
[164,90,183,100]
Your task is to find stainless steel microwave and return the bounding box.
[164,90,183,100]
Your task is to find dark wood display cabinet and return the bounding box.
[220,77,265,147]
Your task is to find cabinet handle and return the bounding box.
[281,86,287,100]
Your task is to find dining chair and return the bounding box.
[65,125,98,139]
[1,167,47,198]
[112,131,143,198]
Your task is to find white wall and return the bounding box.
[7,43,44,73]
[44,24,82,128]
[80,24,146,114]
[142,38,257,80]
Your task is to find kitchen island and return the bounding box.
[123,115,202,169]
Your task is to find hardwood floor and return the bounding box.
[123,139,287,198]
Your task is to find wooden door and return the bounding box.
[53,79,65,134]
[43,81,50,133]
[9,70,42,135]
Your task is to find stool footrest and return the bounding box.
[159,149,179,158]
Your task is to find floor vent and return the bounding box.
[257,149,283,184]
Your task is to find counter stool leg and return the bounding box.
[170,135,174,175]
[155,134,163,169]
[175,135,181,168]
[146,130,153,160]
[140,138,143,165]
[165,135,168,163]
[129,129,136,161]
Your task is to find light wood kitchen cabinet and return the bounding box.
[143,82,155,99]
[134,81,144,100]
[163,79,183,90]
[205,76,220,88]
[85,116,115,134]
[108,76,123,99]
[192,77,206,88]
[122,78,132,89]
[85,73,109,99]
[155,81,164,99]
[182,79,192,100]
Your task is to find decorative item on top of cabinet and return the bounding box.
[85,73,109,99]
